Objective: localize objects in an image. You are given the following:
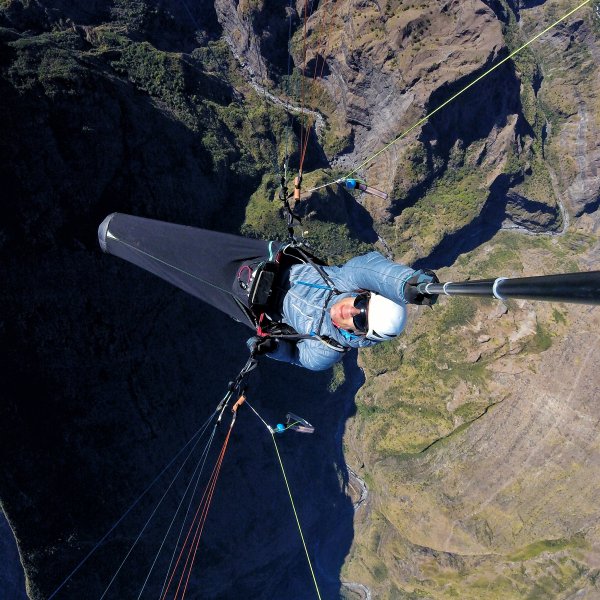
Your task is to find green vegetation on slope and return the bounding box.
[355,226,594,460]
[344,220,597,598]
[389,164,488,260]
[242,169,375,261]
[507,535,588,562]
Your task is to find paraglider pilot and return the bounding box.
[98,213,438,372]
[246,251,438,371]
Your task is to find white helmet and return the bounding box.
[366,293,407,341]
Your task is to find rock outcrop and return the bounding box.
[317,0,505,175]
[215,0,292,85]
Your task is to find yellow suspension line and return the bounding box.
[270,432,323,600]
[245,400,322,600]
[304,0,592,196]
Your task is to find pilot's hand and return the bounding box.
[246,336,278,355]
[403,269,439,306]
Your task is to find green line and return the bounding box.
[306,0,592,193]
[345,0,592,178]
[108,233,255,326]
[110,234,229,294]
[245,401,321,597]
[271,433,323,600]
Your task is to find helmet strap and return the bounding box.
[332,321,364,340]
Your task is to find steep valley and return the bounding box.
[1,0,600,598]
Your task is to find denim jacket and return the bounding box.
[267,251,415,371]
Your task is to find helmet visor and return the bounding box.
[352,293,370,333]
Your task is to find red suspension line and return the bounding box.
[299,0,339,174]
[299,0,310,175]
[160,426,233,600]
[179,432,230,600]
[160,459,219,600]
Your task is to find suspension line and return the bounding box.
[245,400,323,600]
[303,0,593,196]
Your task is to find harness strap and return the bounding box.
[258,314,348,353]
[293,245,340,293]
[246,242,349,353]
[314,288,334,338]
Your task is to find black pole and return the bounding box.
[417,271,600,305]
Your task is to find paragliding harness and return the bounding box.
[235,242,348,353]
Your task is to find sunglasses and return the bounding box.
[352,293,370,333]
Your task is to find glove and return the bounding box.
[246,336,278,356]
[403,269,439,306]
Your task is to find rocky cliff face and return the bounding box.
[1,0,600,598]
[218,0,600,260]
[344,254,600,598]
[214,0,291,85]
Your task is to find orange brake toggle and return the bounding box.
[232,393,246,413]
